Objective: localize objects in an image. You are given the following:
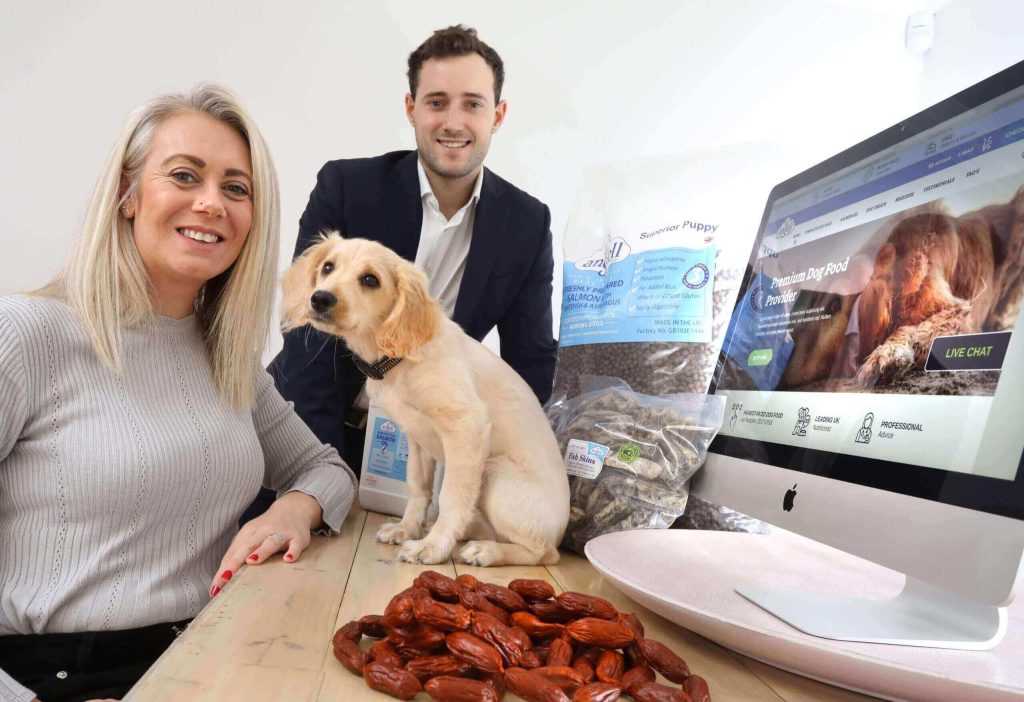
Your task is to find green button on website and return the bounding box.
[748,349,773,366]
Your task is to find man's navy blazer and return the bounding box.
[268,150,558,454]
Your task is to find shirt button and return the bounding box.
[56,670,68,679]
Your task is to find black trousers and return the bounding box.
[0,619,189,702]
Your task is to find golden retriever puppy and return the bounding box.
[280,233,570,566]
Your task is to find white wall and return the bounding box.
[1,0,1021,359]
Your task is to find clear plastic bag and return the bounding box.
[675,494,770,534]
[548,146,782,408]
[547,377,726,555]
[547,147,786,547]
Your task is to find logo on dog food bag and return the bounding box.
[749,284,765,313]
[573,236,631,277]
[682,263,711,289]
[565,439,610,479]
[616,443,641,463]
[380,421,397,433]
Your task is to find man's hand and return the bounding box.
[208,492,323,596]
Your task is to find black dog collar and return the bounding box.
[352,354,403,380]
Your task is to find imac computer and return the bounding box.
[694,59,1024,650]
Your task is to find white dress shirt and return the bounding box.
[414,159,484,317]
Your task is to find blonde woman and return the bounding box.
[0,84,356,702]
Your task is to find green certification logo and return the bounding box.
[617,443,640,463]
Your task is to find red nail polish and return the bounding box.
[248,553,259,562]
[222,570,233,581]
[211,585,221,597]
[284,553,294,561]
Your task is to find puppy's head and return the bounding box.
[281,233,441,359]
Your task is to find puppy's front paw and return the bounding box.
[857,342,915,387]
[456,541,503,567]
[890,344,915,377]
[397,539,450,564]
[855,352,884,387]
[376,521,421,545]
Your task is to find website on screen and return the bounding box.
[717,88,1024,481]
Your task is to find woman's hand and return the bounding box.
[208,491,324,596]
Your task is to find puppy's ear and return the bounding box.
[871,242,896,278]
[280,242,326,332]
[375,261,439,358]
[857,241,896,362]
[858,278,893,362]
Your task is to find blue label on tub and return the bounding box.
[559,245,716,347]
[366,416,409,481]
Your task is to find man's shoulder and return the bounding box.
[319,150,415,180]
[482,168,549,217]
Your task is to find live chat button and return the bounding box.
[925,331,1010,372]
[748,349,773,367]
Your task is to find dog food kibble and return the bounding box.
[676,494,768,534]
[551,266,741,401]
[332,572,711,700]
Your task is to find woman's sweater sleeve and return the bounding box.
[251,368,356,532]
[0,312,38,702]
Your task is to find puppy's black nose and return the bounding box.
[310,290,337,314]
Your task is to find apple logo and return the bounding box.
[783,484,798,512]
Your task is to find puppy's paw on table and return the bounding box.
[397,539,450,564]
[456,541,503,567]
[376,521,422,545]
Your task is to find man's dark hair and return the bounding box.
[407,25,505,102]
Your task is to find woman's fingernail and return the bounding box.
[221,570,233,581]
[284,553,294,562]
[248,553,259,562]
[211,585,221,597]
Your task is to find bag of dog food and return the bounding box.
[549,145,785,406]
[548,147,787,540]
[547,376,726,555]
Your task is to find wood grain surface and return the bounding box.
[127,506,877,701]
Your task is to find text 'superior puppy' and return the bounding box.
[281,233,570,566]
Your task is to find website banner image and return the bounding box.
[723,173,1023,397]
[717,172,1024,480]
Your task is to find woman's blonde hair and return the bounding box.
[39,83,280,408]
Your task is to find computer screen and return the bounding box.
[695,59,1024,648]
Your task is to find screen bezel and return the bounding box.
[708,59,1024,522]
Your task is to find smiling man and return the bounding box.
[261,26,557,490]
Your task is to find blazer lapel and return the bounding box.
[454,168,508,331]
[384,152,423,262]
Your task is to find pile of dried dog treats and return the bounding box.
[332,571,710,701]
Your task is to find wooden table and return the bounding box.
[127,507,877,701]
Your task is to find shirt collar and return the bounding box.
[417,158,485,210]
